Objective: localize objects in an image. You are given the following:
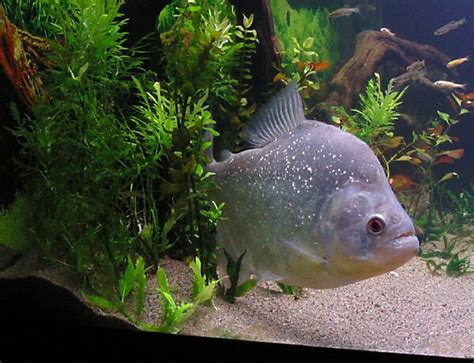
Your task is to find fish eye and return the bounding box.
[367,214,386,235]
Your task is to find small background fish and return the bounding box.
[434,17,467,36]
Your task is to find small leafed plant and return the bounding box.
[419,235,472,277]
[87,256,147,324]
[88,256,218,332]
[145,257,218,333]
[222,249,257,303]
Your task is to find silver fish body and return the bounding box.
[329,4,375,19]
[207,83,419,289]
[433,80,467,90]
[434,17,467,36]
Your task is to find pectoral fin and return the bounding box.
[280,237,325,268]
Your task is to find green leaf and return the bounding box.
[195,163,204,177]
[200,141,212,153]
[243,13,254,28]
[302,37,314,49]
[438,172,459,183]
[182,155,197,176]
[119,256,136,303]
[437,111,451,123]
[193,281,218,305]
[134,256,146,318]
[156,266,170,295]
[173,302,195,324]
[235,279,257,297]
[78,62,89,78]
[277,282,295,295]
[188,5,201,12]
[161,290,177,314]
[87,295,117,311]
[395,155,413,162]
[189,257,205,300]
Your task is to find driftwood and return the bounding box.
[0,5,52,109]
[324,30,453,110]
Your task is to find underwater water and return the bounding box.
[0,0,472,358]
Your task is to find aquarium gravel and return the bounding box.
[141,256,473,358]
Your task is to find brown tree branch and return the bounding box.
[0,5,52,109]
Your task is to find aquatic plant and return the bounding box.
[87,255,147,323]
[11,0,144,285]
[145,257,218,333]
[270,0,341,79]
[0,195,34,254]
[150,0,258,278]
[223,249,257,303]
[419,234,472,277]
[446,186,474,233]
[349,73,407,143]
[88,256,218,330]
[4,0,257,302]
[400,112,464,222]
[273,37,327,104]
[276,283,304,298]
[2,0,72,38]
[158,0,258,151]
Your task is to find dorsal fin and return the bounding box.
[242,81,305,148]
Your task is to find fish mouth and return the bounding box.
[375,231,419,261]
[394,231,416,240]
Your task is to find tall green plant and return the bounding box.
[8,0,257,293]
[150,0,257,278]
[11,0,142,283]
[2,0,72,38]
[130,77,224,279]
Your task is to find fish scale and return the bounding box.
[207,82,419,289]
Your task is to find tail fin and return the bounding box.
[357,4,376,12]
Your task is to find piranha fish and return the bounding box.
[329,4,376,19]
[434,17,467,36]
[447,56,470,68]
[206,83,419,289]
[434,80,467,90]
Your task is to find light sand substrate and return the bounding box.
[140,256,473,358]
